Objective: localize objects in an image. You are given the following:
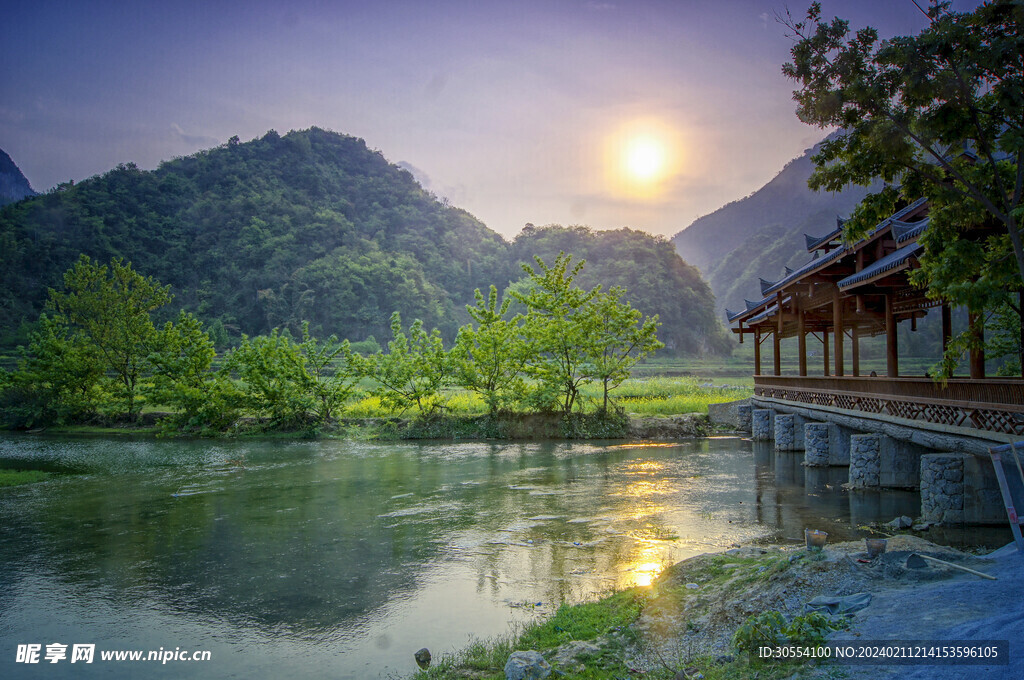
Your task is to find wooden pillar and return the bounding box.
[833,289,844,377]
[851,326,860,377]
[773,330,781,376]
[823,331,830,376]
[969,310,985,379]
[1019,291,1023,377]
[797,298,807,377]
[941,304,952,354]
[774,293,782,376]
[885,293,899,377]
[754,328,761,376]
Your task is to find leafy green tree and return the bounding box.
[588,288,663,412]
[146,311,239,432]
[783,1,1024,370]
[0,314,105,427]
[358,311,450,415]
[454,286,529,414]
[297,321,359,423]
[225,329,313,427]
[512,253,601,415]
[47,255,172,420]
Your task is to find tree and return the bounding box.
[47,255,172,419]
[297,321,358,423]
[146,311,239,432]
[783,1,1024,367]
[511,253,601,415]
[0,314,105,427]
[588,288,663,412]
[454,286,529,414]
[357,311,450,415]
[224,329,313,427]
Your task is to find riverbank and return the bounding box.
[413,535,1020,680]
[19,411,717,441]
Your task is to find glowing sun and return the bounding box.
[606,120,683,199]
[625,136,667,182]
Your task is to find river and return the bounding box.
[0,434,996,678]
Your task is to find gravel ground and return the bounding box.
[619,535,1023,678]
[831,539,1023,679]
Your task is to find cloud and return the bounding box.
[170,123,219,147]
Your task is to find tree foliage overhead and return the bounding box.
[783,0,1024,309]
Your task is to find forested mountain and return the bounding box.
[0,148,35,207]
[671,135,873,314]
[510,225,731,355]
[0,128,728,355]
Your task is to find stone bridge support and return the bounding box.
[774,413,807,451]
[752,408,774,441]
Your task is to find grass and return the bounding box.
[411,550,836,680]
[0,469,52,487]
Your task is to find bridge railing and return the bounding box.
[753,375,1024,436]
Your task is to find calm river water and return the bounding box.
[0,434,997,678]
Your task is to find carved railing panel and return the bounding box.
[754,376,1024,436]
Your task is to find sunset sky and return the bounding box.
[0,0,980,239]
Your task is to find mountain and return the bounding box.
[509,225,732,355]
[0,128,728,355]
[0,148,36,207]
[671,135,874,315]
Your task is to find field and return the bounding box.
[342,375,752,419]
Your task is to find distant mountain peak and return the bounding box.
[671,133,872,315]
[0,148,36,207]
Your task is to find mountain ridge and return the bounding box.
[0,127,729,355]
[671,134,874,315]
[0,148,36,207]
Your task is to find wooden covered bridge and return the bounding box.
[726,198,1024,438]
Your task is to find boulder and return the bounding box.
[549,640,600,667]
[504,650,551,680]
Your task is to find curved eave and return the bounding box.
[838,242,923,290]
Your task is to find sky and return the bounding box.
[0,0,980,240]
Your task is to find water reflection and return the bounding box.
[0,434,1008,679]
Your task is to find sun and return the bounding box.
[625,136,666,182]
[605,119,683,199]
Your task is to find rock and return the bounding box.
[414,648,431,669]
[886,515,913,530]
[504,650,551,680]
[706,398,750,429]
[549,640,600,667]
[912,522,932,532]
[628,414,710,438]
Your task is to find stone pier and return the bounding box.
[774,413,807,451]
[803,422,830,466]
[849,434,881,488]
[920,453,965,524]
[847,434,924,490]
[752,408,774,441]
[736,404,752,432]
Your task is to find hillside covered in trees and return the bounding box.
[672,134,873,315]
[0,128,729,355]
